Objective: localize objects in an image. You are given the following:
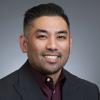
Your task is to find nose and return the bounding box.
[46,36,58,52]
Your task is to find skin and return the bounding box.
[19,16,72,85]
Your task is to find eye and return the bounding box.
[37,35,47,40]
[57,35,67,40]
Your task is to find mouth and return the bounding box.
[43,54,61,64]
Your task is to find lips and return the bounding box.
[45,55,57,59]
[43,54,61,63]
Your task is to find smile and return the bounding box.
[45,55,58,59]
[44,55,59,63]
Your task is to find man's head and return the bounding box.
[19,3,72,75]
[23,3,70,36]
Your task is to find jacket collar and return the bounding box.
[62,70,82,100]
[13,60,80,100]
[13,60,45,100]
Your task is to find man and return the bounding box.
[0,3,99,100]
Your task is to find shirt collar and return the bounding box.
[28,60,66,88]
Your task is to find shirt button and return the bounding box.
[53,90,55,94]
[46,77,51,82]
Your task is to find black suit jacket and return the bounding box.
[0,61,99,100]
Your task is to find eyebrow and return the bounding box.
[57,30,68,34]
[35,29,48,34]
[35,29,68,35]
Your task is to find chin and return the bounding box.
[40,67,62,75]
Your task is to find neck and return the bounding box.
[48,69,62,85]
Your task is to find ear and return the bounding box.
[19,34,28,53]
[69,33,72,48]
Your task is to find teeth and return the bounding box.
[45,56,57,59]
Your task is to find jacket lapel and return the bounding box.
[13,61,82,100]
[14,82,44,100]
[13,61,45,100]
[62,70,81,100]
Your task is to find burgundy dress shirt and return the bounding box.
[30,67,65,100]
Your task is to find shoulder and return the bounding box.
[64,69,98,86]
[63,69,100,98]
[0,69,19,88]
[0,61,27,85]
[0,68,21,99]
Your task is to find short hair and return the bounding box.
[24,3,70,36]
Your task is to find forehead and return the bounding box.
[27,16,69,32]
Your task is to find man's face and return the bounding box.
[20,16,72,75]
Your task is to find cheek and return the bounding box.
[28,40,45,56]
[27,43,41,63]
[59,41,70,52]
[34,42,45,51]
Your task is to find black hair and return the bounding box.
[24,3,70,34]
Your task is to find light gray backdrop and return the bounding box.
[0,0,100,88]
